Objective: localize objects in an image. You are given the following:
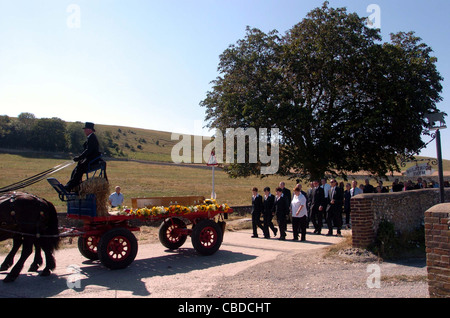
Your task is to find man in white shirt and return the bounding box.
[350,180,363,197]
[109,186,124,207]
[321,178,331,199]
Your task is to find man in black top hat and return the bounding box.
[65,122,102,191]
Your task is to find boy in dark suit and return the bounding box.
[273,187,289,240]
[262,187,277,238]
[251,187,264,238]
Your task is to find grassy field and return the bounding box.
[1,120,450,212]
[1,152,449,214]
[0,153,303,212]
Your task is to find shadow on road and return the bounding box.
[0,248,256,298]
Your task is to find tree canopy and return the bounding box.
[0,114,111,155]
[200,2,444,180]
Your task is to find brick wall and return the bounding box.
[351,188,450,249]
[350,197,374,248]
[425,203,450,298]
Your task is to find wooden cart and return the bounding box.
[47,178,232,270]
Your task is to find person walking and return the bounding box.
[273,187,289,240]
[251,187,264,238]
[306,182,314,227]
[343,183,352,227]
[291,186,308,241]
[309,180,326,234]
[262,187,277,238]
[326,179,344,236]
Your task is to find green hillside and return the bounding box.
[1,121,449,213]
[0,116,211,163]
[0,153,295,212]
[95,124,181,162]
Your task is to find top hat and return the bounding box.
[83,122,96,131]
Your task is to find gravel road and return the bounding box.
[202,246,428,298]
[202,219,429,298]
[0,220,429,298]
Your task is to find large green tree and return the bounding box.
[200,2,443,180]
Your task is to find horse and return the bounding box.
[0,192,60,282]
[0,235,43,273]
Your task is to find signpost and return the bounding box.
[425,112,447,203]
[405,163,434,178]
[207,150,218,199]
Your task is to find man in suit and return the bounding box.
[309,180,326,234]
[279,181,291,223]
[65,122,102,192]
[306,182,314,226]
[363,179,375,193]
[273,187,289,240]
[343,183,352,227]
[279,182,291,205]
[326,179,344,236]
[262,187,277,239]
[251,187,264,238]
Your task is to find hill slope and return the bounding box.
[96,124,211,163]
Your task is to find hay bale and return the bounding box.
[78,177,110,217]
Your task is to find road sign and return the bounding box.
[207,150,218,167]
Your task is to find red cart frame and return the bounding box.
[46,175,234,270]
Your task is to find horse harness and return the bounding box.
[0,192,54,238]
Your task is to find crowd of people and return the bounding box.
[251,177,449,242]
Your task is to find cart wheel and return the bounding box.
[98,228,138,270]
[78,236,100,260]
[191,220,223,256]
[159,218,187,250]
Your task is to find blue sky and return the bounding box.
[0,0,449,160]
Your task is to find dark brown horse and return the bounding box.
[0,235,43,273]
[0,192,60,282]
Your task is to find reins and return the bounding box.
[0,226,84,238]
[0,161,75,193]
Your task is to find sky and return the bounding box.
[0,0,449,160]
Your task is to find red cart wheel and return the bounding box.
[158,218,187,250]
[191,220,223,256]
[78,235,100,260]
[98,228,138,270]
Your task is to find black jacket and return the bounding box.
[273,194,289,217]
[252,194,264,214]
[263,194,275,216]
[326,186,344,213]
[75,133,101,163]
[309,186,326,212]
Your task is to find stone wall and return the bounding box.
[425,203,450,298]
[231,206,252,216]
[351,188,450,249]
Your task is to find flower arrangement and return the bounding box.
[119,199,230,218]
